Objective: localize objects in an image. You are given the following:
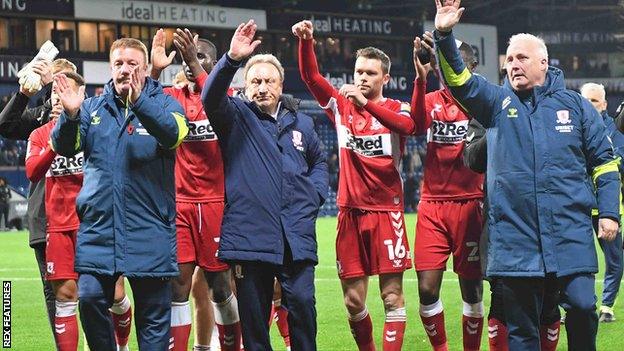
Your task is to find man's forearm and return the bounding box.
[201,54,240,118]
[132,95,188,149]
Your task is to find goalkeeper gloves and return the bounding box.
[17,40,59,94]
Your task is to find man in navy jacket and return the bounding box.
[433,1,620,350]
[202,20,327,351]
[52,38,188,350]
[580,83,624,323]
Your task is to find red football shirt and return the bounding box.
[25,120,83,231]
[412,84,484,200]
[164,71,225,203]
[299,38,413,211]
[322,93,411,211]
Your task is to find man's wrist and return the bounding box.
[226,51,244,62]
[434,29,452,39]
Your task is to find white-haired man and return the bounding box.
[433,1,620,350]
[580,82,624,323]
[201,20,328,351]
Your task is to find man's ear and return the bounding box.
[382,73,390,85]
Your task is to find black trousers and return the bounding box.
[501,273,597,351]
[233,260,317,351]
[33,242,57,349]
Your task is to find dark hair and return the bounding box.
[355,47,391,74]
[197,38,218,61]
[63,72,85,86]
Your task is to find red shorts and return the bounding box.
[414,199,484,279]
[45,230,78,281]
[176,202,229,272]
[336,208,412,279]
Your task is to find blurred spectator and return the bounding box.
[327,146,339,192]
[93,86,105,96]
[0,96,9,111]
[0,177,10,230]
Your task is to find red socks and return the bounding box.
[383,307,406,351]
[420,300,448,351]
[213,294,242,351]
[487,318,509,351]
[273,302,291,348]
[348,307,376,351]
[539,320,560,351]
[462,302,484,351]
[110,295,132,348]
[54,301,78,351]
[170,301,192,351]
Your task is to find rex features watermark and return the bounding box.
[2,281,10,349]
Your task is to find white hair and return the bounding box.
[508,33,548,60]
[580,82,606,100]
[243,54,284,82]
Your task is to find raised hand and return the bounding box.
[173,28,203,79]
[598,218,619,242]
[413,37,432,81]
[151,28,176,73]
[32,61,53,85]
[292,20,314,40]
[339,84,367,107]
[54,74,85,119]
[434,0,465,33]
[129,66,143,104]
[173,28,198,66]
[228,19,262,61]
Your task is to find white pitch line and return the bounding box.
[0,268,38,272]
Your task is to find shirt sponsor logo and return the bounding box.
[427,120,468,144]
[555,110,574,133]
[185,119,217,142]
[338,125,392,157]
[48,152,84,177]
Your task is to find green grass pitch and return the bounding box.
[1,214,622,350]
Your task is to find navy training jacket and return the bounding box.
[202,54,328,265]
[51,78,188,278]
[436,31,620,278]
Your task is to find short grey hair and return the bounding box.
[508,33,548,60]
[243,54,284,82]
[580,82,606,100]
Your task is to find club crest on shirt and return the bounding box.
[556,110,571,124]
[292,130,305,151]
[46,262,55,274]
[371,117,383,131]
[555,110,574,133]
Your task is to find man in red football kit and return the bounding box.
[151,28,241,351]
[411,32,485,351]
[293,20,415,351]
[25,72,85,351]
